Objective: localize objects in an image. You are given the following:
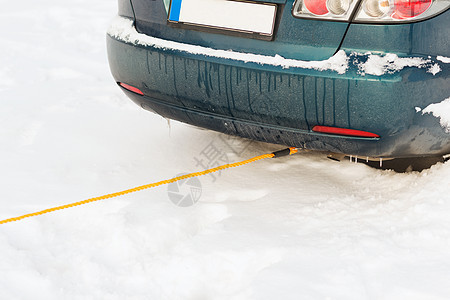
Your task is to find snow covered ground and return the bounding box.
[1,1,450,299]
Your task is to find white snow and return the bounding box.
[108,16,349,75]
[109,16,443,77]
[1,1,450,299]
[355,52,439,76]
[422,97,450,133]
[427,63,442,75]
[437,56,450,63]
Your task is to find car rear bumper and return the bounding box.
[107,17,450,158]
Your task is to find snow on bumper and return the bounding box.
[107,16,442,77]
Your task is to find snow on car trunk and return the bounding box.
[1,0,450,299]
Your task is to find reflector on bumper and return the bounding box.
[119,82,144,96]
[312,126,380,138]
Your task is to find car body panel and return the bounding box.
[341,11,450,57]
[132,0,349,60]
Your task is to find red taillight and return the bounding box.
[294,0,362,21]
[118,82,144,96]
[312,126,380,138]
[393,0,432,18]
[295,0,449,22]
[303,0,329,15]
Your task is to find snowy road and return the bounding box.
[1,1,450,299]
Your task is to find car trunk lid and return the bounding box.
[131,0,349,61]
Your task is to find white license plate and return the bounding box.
[168,0,277,37]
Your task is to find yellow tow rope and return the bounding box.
[0,147,298,225]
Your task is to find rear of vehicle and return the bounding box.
[107,0,450,158]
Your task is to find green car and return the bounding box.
[107,0,450,159]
